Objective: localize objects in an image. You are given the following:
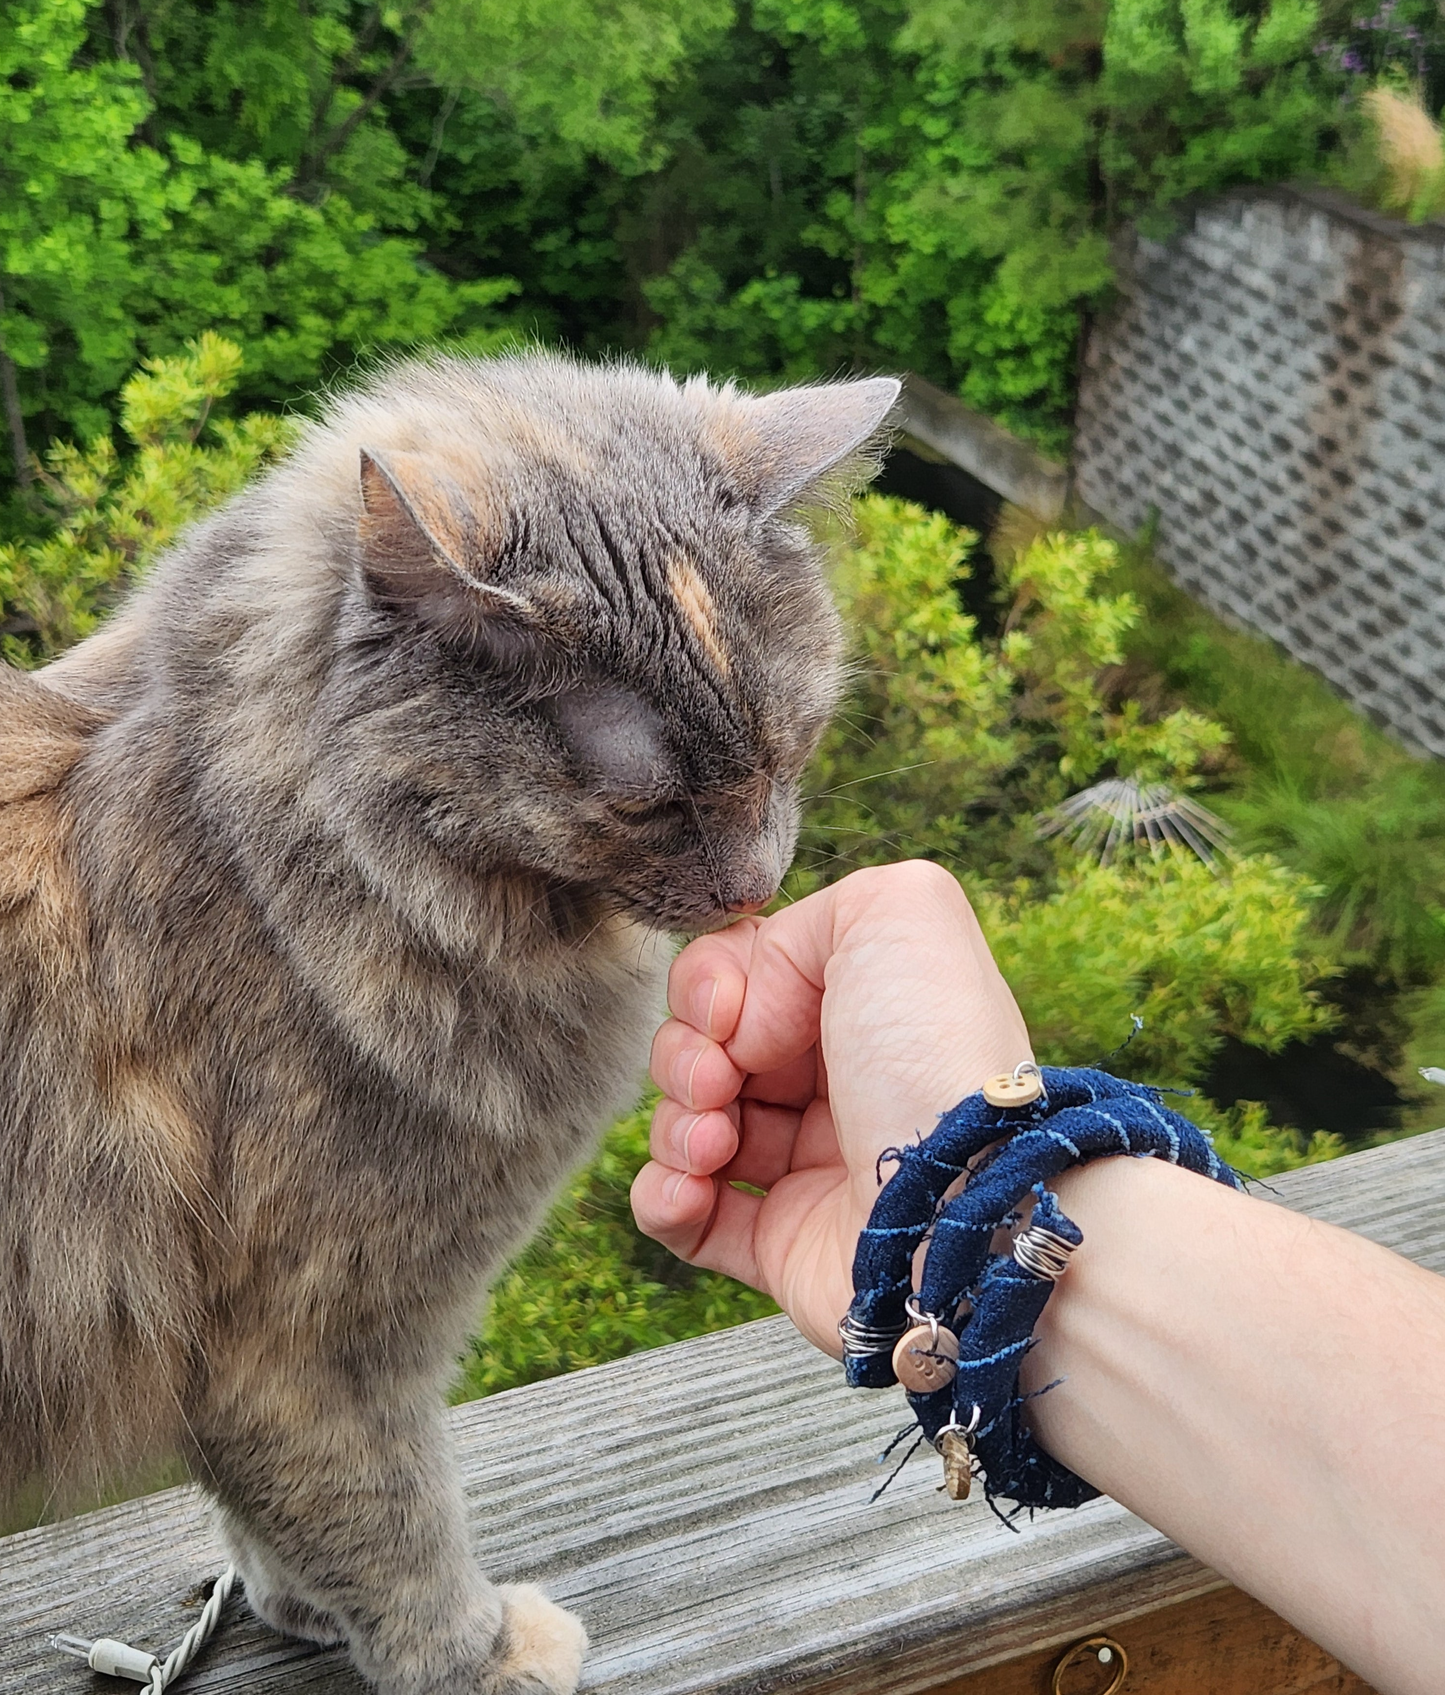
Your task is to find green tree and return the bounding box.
[0,0,520,487]
[633,0,1383,447]
[0,0,728,494]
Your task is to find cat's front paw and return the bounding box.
[485,1584,587,1695]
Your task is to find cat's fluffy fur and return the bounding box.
[0,353,897,1695]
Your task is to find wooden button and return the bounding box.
[892,1323,959,1392]
[982,1069,1044,1108]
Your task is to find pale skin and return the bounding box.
[631,860,1445,1695]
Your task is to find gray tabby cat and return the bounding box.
[0,353,898,1695]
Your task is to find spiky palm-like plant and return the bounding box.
[1039,778,1232,866]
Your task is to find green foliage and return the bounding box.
[413,0,733,173]
[801,500,1015,869]
[799,496,1228,882]
[1002,527,1231,786]
[452,1104,777,1399]
[1119,548,1445,990]
[0,335,293,661]
[0,0,705,473]
[1116,545,1445,1130]
[978,855,1333,1085]
[634,0,1375,447]
[1179,1095,1344,1178]
[8,0,1437,480]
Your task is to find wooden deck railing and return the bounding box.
[896,374,1071,523]
[4,1127,1442,1695]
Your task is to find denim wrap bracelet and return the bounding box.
[840,1064,1243,1513]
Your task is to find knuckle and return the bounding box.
[842,857,962,912]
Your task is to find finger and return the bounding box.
[666,919,760,1040]
[738,1045,818,1112]
[648,1018,746,1111]
[723,1098,806,1191]
[650,1097,740,1176]
[629,1162,765,1290]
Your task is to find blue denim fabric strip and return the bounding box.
[841,1066,1242,1510]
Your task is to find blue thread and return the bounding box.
[840,1065,1243,1506]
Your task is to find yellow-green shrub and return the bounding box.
[799,497,1229,886]
[0,333,293,662]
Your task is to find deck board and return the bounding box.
[2,1126,1442,1695]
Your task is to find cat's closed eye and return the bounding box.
[605,794,684,828]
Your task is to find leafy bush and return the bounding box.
[1116,542,1445,1130]
[0,334,293,663]
[453,1106,777,1398]
[798,497,1228,885]
[980,856,1332,1084]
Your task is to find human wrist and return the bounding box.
[1019,1154,1246,1447]
[841,1067,1242,1505]
[1012,1151,1445,1694]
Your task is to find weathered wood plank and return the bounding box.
[2,1128,1441,1695]
[896,374,1071,522]
[930,1584,1375,1695]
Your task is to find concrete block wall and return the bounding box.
[1075,188,1445,757]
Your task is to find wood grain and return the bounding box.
[929,1585,1378,1695]
[1,1127,1440,1695]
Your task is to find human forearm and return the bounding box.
[1022,1155,1445,1695]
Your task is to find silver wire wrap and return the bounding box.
[902,1294,942,1349]
[1012,1224,1077,1282]
[837,1311,908,1358]
[932,1402,981,1450]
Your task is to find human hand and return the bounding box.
[630,860,1033,1355]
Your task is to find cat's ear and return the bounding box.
[357,448,543,665]
[737,376,901,514]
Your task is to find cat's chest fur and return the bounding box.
[68,727,667,1284]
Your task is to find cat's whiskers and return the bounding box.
[684,791,728,919]
[802,759,936,804]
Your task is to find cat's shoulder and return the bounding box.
[0,664,106,805]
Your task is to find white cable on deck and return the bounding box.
[51,1563,237,1692]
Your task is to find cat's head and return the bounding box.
[325,354,897,933]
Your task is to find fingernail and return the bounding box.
[664,1170,688,1207]
[691,976,720,1038]
[679,1114,702,1170]
[675,1046,704,1108]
